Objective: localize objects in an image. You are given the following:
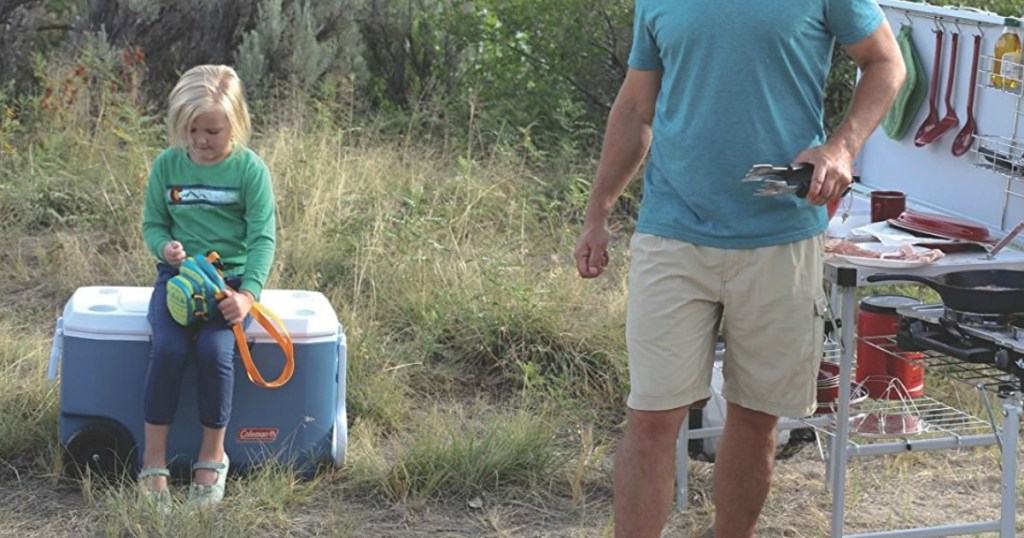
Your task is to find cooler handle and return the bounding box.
[335,324,347,418]
[47,317,63,380]
[332,324,348,467]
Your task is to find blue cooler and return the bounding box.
[49,286,347,479]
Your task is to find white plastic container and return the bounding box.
[688,345,792,461]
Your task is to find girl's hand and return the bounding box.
[163,240,187,266]
[218,288,254,325]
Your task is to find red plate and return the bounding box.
[888,210,996,244]
[814,384,869,416]
[850,412,926,437]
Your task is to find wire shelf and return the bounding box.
[978,53,1024,99]
[859,334,1024,398]
[798,333,1023,448]
[971,134,1024,180]
[807,395,995,442]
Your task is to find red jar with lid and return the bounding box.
[888,351,926,399]
[856,295,922,399]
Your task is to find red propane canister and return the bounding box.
[856,295,922,399]
[888,351,926,399]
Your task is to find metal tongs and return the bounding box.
[742,163,815,197]
[742,163,858,198]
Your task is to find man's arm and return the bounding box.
[574,68,661,278]
[800,21,906,205]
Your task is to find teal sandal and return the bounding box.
[138,467,172,514]
[187,453,229,508]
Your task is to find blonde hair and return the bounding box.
[167,65,252,149]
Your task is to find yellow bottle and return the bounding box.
[992,19,1022,89]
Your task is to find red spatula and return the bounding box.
[951,34,982,157]
[914,30,945,147]
[916,30,960,146]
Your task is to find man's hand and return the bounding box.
[163,240,186,266]
[793,145,855,206]
[218,288,255,325]
[574,223,611,279]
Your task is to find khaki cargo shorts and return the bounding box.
[625,232,827,418]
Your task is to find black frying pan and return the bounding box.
[865,270,1024,314]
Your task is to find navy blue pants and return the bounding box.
[144,263,249,429]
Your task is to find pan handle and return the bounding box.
[864,273,935,286]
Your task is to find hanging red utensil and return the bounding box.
[914,29,945,147]
[916,30,960,146]
[951,34,982,157]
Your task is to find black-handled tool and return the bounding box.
[742,163,814,197]
[742,163,858,198]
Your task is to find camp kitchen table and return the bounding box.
[677,236,1024,537]
[824,246,1023,537]
[678,1,1024,536]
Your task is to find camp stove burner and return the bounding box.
[896,304,1024,392]
[943,307,1024,330]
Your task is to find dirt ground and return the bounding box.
[2,434,1021,537]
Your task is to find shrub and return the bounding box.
[235,0,364,101]
[77,0,362,104]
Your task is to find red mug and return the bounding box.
[827,197,841,220]
[870,191,906,223]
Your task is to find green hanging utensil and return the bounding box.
[883,25,928,140]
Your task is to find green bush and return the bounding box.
[6,0,1017,159]
[235,0,364,100]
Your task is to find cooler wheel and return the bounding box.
[63,420,137,480]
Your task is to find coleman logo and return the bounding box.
[238,427,279,442]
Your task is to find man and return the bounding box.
[573,2,905,537]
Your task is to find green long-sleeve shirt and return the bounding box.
[142,146,276,298]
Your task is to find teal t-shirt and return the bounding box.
[142,146,276,297]
[629,0,884,248]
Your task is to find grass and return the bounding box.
[1,71,1022,537]
[0,80,634,537]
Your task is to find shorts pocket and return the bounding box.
[813,294,829,364]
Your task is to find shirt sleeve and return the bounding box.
[627,0,664,71]
[141,151,173,263]
[239,153,276,298]
[826,0,885,46]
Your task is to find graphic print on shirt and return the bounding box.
[168,185,240,208]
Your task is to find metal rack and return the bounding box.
[671,257,1024,536]
[677,250,1024,536]
[815,395,996,446]
[863,334,1023,396]
[821,255,1024,537]
[976,53,1024,100]
[971,52,1024,229]
[809,335,1006,455]
[972,134,1023,179]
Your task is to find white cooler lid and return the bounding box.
[61,286,340,342]
[255,289,340,342]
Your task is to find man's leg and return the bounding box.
[614,406,688,538]
[714,237,823,536]
[712,402,779,538]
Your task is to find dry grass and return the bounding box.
[1,86,1022,537]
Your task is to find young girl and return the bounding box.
[139,64,276,509]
